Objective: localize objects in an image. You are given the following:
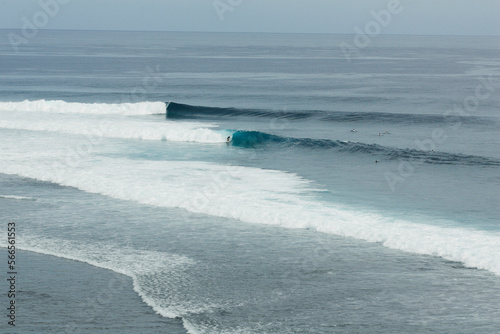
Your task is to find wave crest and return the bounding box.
[0,100,166,115]
[230,130,500,167]
[167,101,496,126]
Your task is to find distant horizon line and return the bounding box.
[1,27,499,38]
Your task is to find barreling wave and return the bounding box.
[0,100,166,115]
[167,102,313,120]
[230,130,500,167]
[167,102,496,126]
[1,99,497,165]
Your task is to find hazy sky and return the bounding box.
[1,0,499,35]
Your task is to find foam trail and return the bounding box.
[0,110,226,143]
[0,100,166,115]
[1,152,499,277]
[0,195,37,201]
[0,236,215,321]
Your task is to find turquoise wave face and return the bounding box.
[227,130,500,167]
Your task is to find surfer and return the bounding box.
[227,136,231,143]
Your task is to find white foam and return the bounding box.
[182,319,252,334]
[2,131,500,334]
[0,195,37,201]
[1,112,499,278]
[0,109,226,143]
[1,146,499,277]
[0,100,166,115]
[0,235,214,320]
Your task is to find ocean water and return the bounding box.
[0,30,499,333]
